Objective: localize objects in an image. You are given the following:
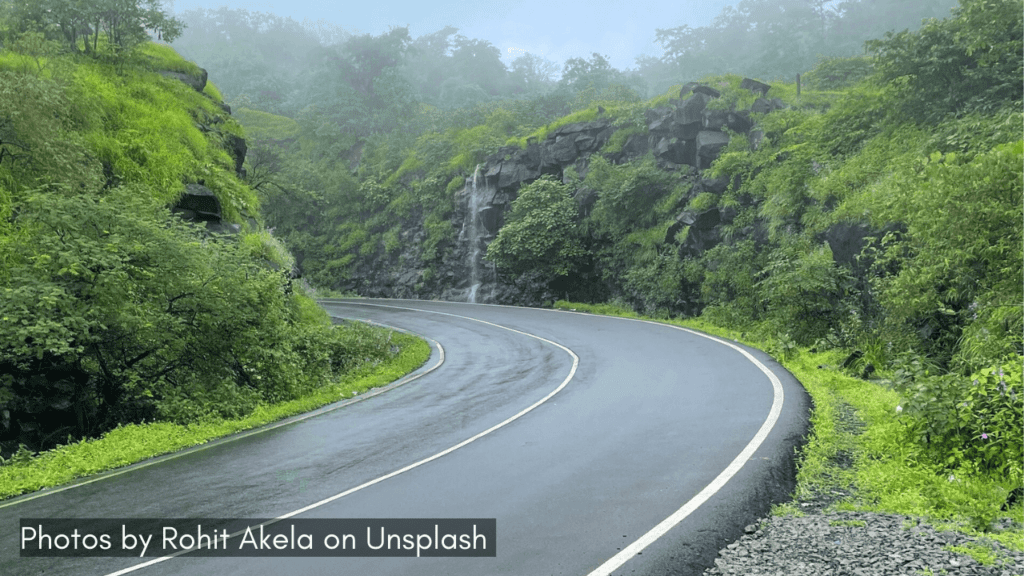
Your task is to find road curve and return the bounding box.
[0,299,809,575]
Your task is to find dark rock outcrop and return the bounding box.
[225,133,247,178]
[342,79,790,307]
[172,183,221,221]
[158,68,208,93]
[696,131,731,169]
[693,85,722,98]
[740,77,771,96]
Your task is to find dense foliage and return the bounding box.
[0,14,404,460]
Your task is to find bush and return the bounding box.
[895,358,1024,483]
[0,188,359,454]
[757,237,852,344]
[486,176,584,278]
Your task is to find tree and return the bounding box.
[10,0,182,55]
[508,52,558,95]
[867,0,1023,122]
[298,27,417,137]
[486,176,584,279]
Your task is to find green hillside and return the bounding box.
[0,3,427,494]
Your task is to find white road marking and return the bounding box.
[102,301,580,575]
[585,319,785,576]
[331,299,787,576]
[0,324,443,511]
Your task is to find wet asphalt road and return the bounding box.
[0,299,809,576]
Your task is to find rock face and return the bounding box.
[346,78,786,305]
[158,67,208,93]
[171,183,242,235]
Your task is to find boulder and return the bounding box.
[740,78,771,96]
[726,111,753,133]
[696,131,730,169]
[498,160,539,189]
[700,177,729,194]
[771,98,787,111]
[824,222,871,266]
[397,270,419,286]
[676,92,710,125]
[158,68,208,93]
[224,133,247,178]
[671,121,702,141]
[702,108,729,131]
[679,82,700,98]
[204,221,241,235]
[620,133,651,158]
[172,183,221,221]
[751,97,773,115]
[647,107,674,132]
[477,205,502,235]
[552,120,610,138]
[653,137,690,165]
[719,204,738,223]
[574,186,598,216]
[594,126,616,148]
[565,157,592,183]
[749,129,765,150]
[524,141,543,166]
[677,207,721,231]
[678,225,721,257]
[693,85,721,98]
[574,134,598,152]
[543,135,578,167]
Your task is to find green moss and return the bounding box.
[241,231,294,269]
[203,80,223,102]
[136,42,203,77]
[234,107,301,141]
[687,191,719,211]
[508,107,602,148]
[600,125,645,154]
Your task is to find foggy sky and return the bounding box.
[167,0,734,70]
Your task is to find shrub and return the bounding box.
[895,358,1024,483]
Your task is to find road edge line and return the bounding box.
[102,301,580,575]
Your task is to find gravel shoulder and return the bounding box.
[703,401,1024,576]
[705,510,1023,576]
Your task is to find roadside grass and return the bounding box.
[0,330,431,501]
[552,300,1024,552]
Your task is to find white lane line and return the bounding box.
[586,320,785,576]
[0,324,443,511]
[103,301,580,575]
[328,300,787,576]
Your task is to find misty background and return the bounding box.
[166,0,959,121]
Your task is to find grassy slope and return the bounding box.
[552,301,1023,554]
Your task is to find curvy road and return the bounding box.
[0,299,809,576]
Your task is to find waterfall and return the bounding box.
[465,165,485,303]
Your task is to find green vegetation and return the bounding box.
[0,330,430,499]
[0,3,430,481]
[487,176,585,285]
